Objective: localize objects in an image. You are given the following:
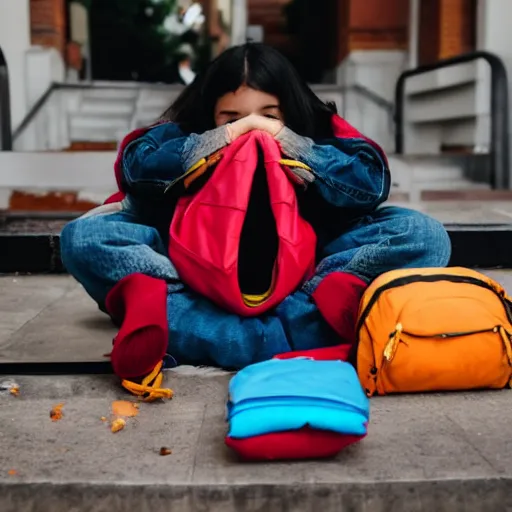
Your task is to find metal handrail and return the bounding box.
[12,84,56,141]
[395,51,510,189]
[345,84,394,113]
[0,46,12,151]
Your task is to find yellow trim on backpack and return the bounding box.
[186,158,207,174]
[278,159,312,171]
[242,288,273,307]
[165,156,312,193]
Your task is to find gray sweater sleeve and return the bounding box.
[181,126,231,171]
[275,127,316,183]
[184,125,316,184]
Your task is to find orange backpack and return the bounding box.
[354,267,512,396]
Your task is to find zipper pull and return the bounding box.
[383,323,403,363]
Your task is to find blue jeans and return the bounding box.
[60,201,451,369]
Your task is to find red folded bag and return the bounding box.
[169,131,317,317]
[225,427,365,461]
[274,344,352,362]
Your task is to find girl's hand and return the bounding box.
[226,115,284,142]
[250,115,284,137]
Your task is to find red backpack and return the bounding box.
[168,131,317,316]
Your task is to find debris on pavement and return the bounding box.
[111,418,126,433]
[50,403,64,421]
[159,447,172,456]
[111,400,139,418]
[0,380,20,396]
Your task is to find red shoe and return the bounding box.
[105,273,169,381]
[274,272,367,362]
[312,272,367,343]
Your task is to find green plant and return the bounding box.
[86,0,182,82]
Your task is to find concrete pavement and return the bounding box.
[1,274,512,511]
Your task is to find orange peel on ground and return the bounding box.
[50,403,64,421]
[111,418,126,433]
[111,400,139,418]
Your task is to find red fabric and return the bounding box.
[105,273,168,379]
[225,427,365,461]
[104,190,126,205]
[274,344,352,362]
[331,115,388,166]
[312,272,367,343]
[169,131,317,317]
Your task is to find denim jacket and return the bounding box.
[120,116,390,214]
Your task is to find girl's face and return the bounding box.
[214,86,283,126]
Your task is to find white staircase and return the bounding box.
[389,154,490,202]
[402,61,490,154]
[10,79,497,200]
[69,88,137,142]
[13,82,184,150]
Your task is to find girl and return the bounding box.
[61,43,451,385]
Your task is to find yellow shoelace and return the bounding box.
[121,361,174,402]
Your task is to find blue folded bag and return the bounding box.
[227,358,369,439]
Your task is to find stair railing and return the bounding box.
[394,51,510,189]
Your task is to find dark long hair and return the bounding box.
[161,43,336,139]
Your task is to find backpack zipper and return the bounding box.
[378,324,512,390]
[382,325,506,363]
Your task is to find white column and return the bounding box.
[230,0,247,46]
[0,0,31,129]
[408,0,420,69]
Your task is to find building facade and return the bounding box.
[1,0,511,147]
[1,0,512,211]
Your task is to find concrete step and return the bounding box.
[411,166,464,182]
[69,113,131,142]
[80,88,139,101]
[132,109,168,126]
[2,200,512,272]
[136,87,182,108]
[0,273,511,511]
[416,180,490,190]
[69,112,132,130]
[69,127,126,143]
[78,97,135,116]
[389,154,492,201]
[406,83,479,123]
[405,61,478,96]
